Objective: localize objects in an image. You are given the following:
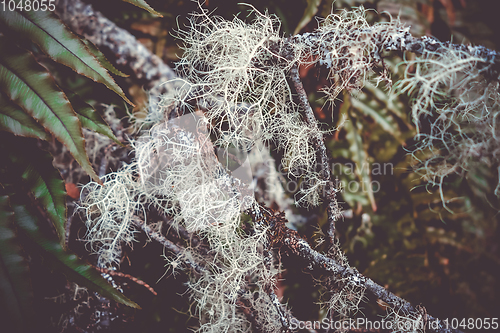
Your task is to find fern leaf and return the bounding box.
[0,36,99,182]
[0,9,133,105]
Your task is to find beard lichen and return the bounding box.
[396,47,500,209]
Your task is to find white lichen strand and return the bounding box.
[170,5,337,207]
[80,111,281,332]
[395,47,500,207]
[80,164,142,268]
[292,6,405,100]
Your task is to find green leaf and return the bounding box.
[81,39,129,78]
[0,36,100,183]
[1,134,67,247]
[65,91,123,146]
[11,203,140,309]
[0,92,50,140]
[0,9,133,106]
[351,95,405,145]
[363,82,408,122]
[342,93,377,211]
[0,195,34,333]
[21,150,67,247]
[123,0,163,17]
[294,0,321,35]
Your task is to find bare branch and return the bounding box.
[93,266,158,296]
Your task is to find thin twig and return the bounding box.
[251,203,291,332]
[93,266,157,296]
[267,288,291,332]
[131,217,205,274]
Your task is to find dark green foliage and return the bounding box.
[0,195,34,333]
[0,2,161,331]
[0,36,99,182]
[0,92,50,140]
[0,9,133,106]
[0,134,140,331]
[65,90,123,146]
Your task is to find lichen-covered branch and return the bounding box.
[290,27,500,80]
[55,0,177,97]
[289,64,341,237]
[261,206,464,333]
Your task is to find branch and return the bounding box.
[131,216,206,274]
[383,32,500,70]
[291,28,500,79]
[55,0,177,97]
[93,266,157,296]
[289,65,341,238]
[253,205,464,333]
